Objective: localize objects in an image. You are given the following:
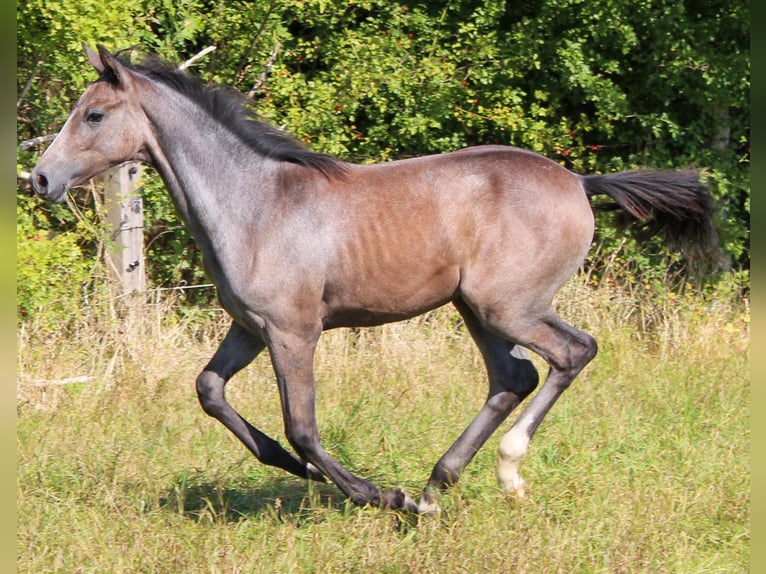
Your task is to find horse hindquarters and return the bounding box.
[447,163,598,498]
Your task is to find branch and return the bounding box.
[31,375,92,388]
[17,59,44,109]
[178,45,217,70]
[248,39,280,98]
[236,0,278,81]
[20,133,58,150]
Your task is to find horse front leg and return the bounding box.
[196,321,325,481]
[266,325,418,511]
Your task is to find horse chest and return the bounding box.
[212,264,324,335]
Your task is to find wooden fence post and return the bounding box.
[102,162,145,296]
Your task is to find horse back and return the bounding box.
[311,146,594,328]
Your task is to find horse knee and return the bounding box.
[196,371,225,418]
[285,424,320,460]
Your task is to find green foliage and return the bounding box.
[16,196,95,327]
[17,0,749,321]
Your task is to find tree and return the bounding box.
[17,0,749,320]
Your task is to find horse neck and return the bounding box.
[139,81,278,275]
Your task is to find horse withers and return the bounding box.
[30,45,717,512]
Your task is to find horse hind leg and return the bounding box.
[493,311,597,498]
[418,299,539,513]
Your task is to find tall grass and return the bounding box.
[17,276,749,573]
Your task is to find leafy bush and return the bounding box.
[17,196,96,328]
[17,0,749,321]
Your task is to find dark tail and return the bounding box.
[583,170,719,261]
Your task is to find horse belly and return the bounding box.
[321,258,460,329]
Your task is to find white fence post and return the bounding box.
[102,162,145,295]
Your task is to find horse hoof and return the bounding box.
[499,473,527,500]
[383,487,419,512]
[416,498,442,515]
[504,481,527,501]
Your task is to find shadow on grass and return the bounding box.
[153,468,480,536]
[158,470,351,524]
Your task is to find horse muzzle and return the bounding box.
[30,168,69,204]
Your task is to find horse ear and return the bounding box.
[97,44,123,85]
[86,44,124,86]
[83,43,104,73]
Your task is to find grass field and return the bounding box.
[17,277,749,573]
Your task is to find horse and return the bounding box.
[30,45,717,513]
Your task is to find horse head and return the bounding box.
[31,44,151,203]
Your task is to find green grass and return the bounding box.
[17,279,749,573]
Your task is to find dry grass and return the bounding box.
[17,277,749,573]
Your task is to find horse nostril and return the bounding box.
[35,172,49,190]
[31,171,50,196]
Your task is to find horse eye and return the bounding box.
[86,111,104,124]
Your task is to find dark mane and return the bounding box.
[111,52,348,179]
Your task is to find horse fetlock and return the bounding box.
[354,486,418,512]
[497,428,529,494]
[416,489,442,515]
[430,458,461,489]
[498,428,529,463]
